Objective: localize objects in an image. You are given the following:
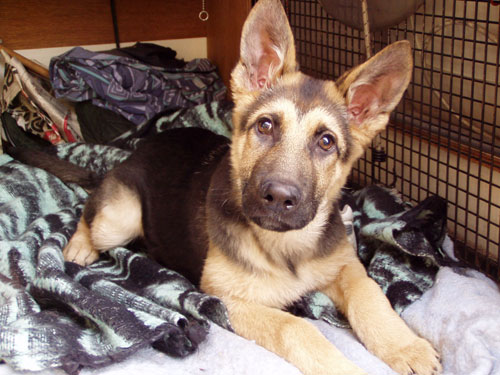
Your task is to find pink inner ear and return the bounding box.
[257,53,273,89]
[256,51,277,89]
[348,84,380,125]
[252,29,281,90]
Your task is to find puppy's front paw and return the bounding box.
[386,337,441,375]
[63,230,99,265]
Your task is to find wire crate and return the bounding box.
[285,0,500,280]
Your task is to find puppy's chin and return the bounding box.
[244,203,318,232]
[249,215,308,232]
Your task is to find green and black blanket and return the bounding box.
[0,102,454,374]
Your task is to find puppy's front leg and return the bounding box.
[224,297,367,375]
[323,258,441,375]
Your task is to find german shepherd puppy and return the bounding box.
[12,0,442,373]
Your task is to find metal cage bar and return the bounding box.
[286,0,500,280]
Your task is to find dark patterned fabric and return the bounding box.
[109,100,234,150]
[49,47,227,125]
[289,185,456,327]
[109,42,187,70]
[352,186,451,310]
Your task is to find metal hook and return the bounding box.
[199,10,209,21]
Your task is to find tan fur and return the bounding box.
[63,218,100,265]
[64,181,143,265]
[322,259,441,375]
[89,182,143,250]
[224,297,366,375]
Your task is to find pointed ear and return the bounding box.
[231,0,297,97]
[336,40,413,130]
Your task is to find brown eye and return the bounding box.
[257,117,273,136]
[318,134,336,151]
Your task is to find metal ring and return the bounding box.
[199,10,209,21]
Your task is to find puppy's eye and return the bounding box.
[257,117,273,136]
[318,134,336,152]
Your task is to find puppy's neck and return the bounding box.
[241,195,346,275]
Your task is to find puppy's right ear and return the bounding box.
[336,40,413,150]
[231,0,297,99]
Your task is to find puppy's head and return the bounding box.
[230,0,412,232]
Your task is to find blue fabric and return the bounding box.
[50,47,227,125]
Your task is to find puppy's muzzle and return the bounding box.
[260,180,301,213]
[243,177,316,232]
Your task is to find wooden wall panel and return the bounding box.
[207,0,251,94]
[115,0,207,44]
[0,0,207,50]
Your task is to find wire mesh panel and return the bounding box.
[286,0,500,280]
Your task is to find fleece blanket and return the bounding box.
[1,102,496,375]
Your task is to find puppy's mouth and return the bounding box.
[248,213,312,232]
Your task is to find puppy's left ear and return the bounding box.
[336,40,413,148]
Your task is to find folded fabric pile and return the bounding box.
[49,45,227,126]
[0,49,82,146]
[1,43,227,151]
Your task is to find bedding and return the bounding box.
[3,101,498,375]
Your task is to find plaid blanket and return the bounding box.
[0,102,456,374]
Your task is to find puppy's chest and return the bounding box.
[222,230,344,308]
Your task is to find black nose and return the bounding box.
[260,180,301,212]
